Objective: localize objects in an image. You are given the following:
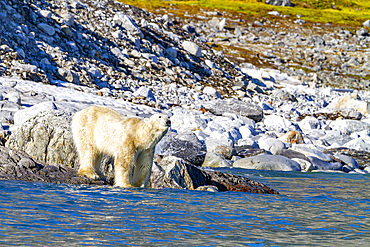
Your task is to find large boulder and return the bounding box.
[203,98,263,122]
[6,109,77,168]
[150,156,278,194]
[155,131,206,166]
[233,154,301,171]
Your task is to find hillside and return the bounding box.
[123,0,370,90]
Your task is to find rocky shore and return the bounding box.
[0,0,370,192]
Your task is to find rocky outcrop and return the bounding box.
[0,146,105,185]
[6,108,77,168]
[0,145,278,194]
[3,108,277,193]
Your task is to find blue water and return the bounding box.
[0,169,369,246]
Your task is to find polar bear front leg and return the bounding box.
[114,153,135,188]
[132,149,154,188]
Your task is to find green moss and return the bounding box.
[122,0,370,27]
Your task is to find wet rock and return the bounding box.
[0,146,105,185]
[308,156,343,171]
[150,156,278,194]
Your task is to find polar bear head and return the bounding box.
[139,114,171,148]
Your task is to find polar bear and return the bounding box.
[71,106,170,188]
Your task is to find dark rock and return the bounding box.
[0,146,106,185]
[280,149,310,162]
[0,146,277,194]
[324,147,370,169]
[237,148,266,158]
[149,156,278,194]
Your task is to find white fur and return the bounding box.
[71,106,169,188]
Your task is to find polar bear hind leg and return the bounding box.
[77,145,104,180]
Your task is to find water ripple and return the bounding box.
[0,170,369,246]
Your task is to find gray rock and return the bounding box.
[113,12,143,38]
[150,156,202,190]
[233,154,301,171]
[182,41,202,57]
[0,146,105,185]
[16,48,25,59]
[6,91,21,105]
[201,152,232,168]
[203,86,221,98]
[363,20,370,28]
[344,139,370,152]
[333,154,358,170]
[13,102,57,126]
[6,109,77,168]
[307,35,326,46]
[39,10,52,19]
[0,101,21,112]
[218,18,226,31]
[37,23,55,36]
[57,68,79,83]
[165,47,177,58]
[182,24,196,33]
[356,28,368,37]
[298,116,321,133]
[266,0,294,7]
[150,156,278,193]
[203,98,263,122]
[155,131,206,166]
[258,137,285,155]
[329,119,370,135]
[133,86,156,102]
[61,13,74,26]
[308,156,343,171]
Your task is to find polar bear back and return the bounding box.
[72,106,141,156]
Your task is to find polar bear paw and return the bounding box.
[78,168,104,181]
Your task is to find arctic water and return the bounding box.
[0,169,369,246]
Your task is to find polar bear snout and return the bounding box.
[155,114,171,127]
[165,118,171,127]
